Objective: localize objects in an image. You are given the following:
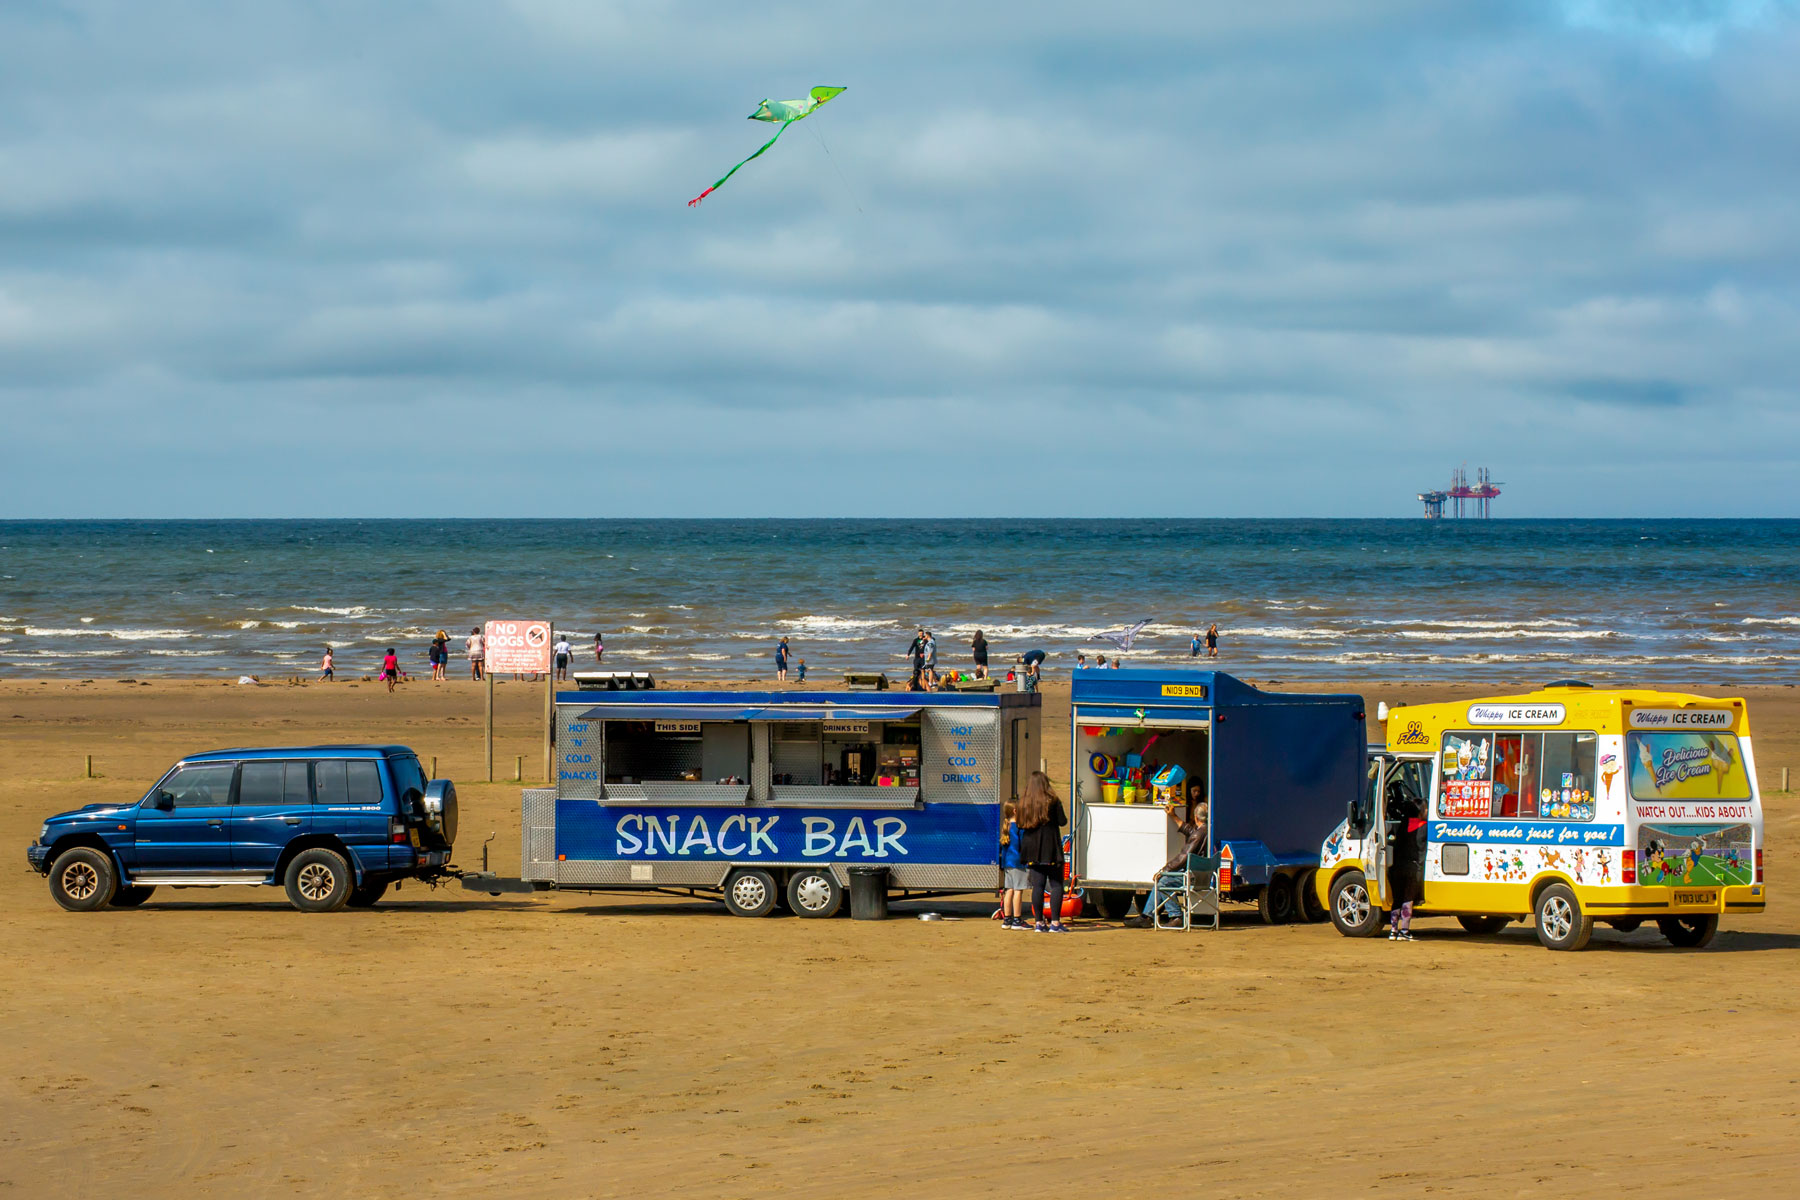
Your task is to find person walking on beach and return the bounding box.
[593,631,605,664]
[1015,771,1070,933]
[795,658,807,683]
[1190,631,1202,657]
[320,646,334,682]
[970,630,990,680]
[554,634,572,682]
[905,628,927,690]
[775,636,792,682]
[923,631,939,689]
[381,647,400,693]
[1206,623,1219,658]
[467,627,484,681]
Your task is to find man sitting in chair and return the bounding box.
[1127,784,1209,928]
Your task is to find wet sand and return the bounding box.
[3,674,1798,1196]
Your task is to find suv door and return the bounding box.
[312,758,389,858]
[230,761,313,874]
[135,762,238,873]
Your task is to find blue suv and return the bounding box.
[28,745,458,912]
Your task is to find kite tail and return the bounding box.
[688,122,789,206]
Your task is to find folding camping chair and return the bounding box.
[1151,854,1222,931]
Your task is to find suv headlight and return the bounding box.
[39,824,50,844]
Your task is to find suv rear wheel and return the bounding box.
[49,847,117,912]
[284,848,353,913]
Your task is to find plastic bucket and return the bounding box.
[848,865,890,920]
[1122,784,1141,804]
[1100,782,1121,804]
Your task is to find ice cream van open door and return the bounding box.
[1330,754,1391,934]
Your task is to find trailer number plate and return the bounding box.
[1160,684,1208,698]
[1672,890,1716,906]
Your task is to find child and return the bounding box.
[795,658,807,683]
[381,647,400,694]
[999,800,1030,930]
[320,647,334,682]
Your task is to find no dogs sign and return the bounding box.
[485,619,552,674]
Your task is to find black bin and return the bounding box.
[847,866,890,920]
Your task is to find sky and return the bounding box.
[2,0,1798,518]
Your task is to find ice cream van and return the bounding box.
[1315,681,1765,951]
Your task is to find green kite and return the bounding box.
[688,86,845,207]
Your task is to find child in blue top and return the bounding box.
[998,800,1031,930]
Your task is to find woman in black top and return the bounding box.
[970,630,990,679]
[1015,770,1070,933]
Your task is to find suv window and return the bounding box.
[239,762,308,806]
[347,761,382,805]
[158,763,237,808]
[313,760,384,806]
[389,755,427,800]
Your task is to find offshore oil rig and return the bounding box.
[1419,466,1501,518]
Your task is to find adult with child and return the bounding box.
[1015,770,1070,933]
[775,636,792,682]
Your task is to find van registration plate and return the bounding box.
[1672,890,1716,907]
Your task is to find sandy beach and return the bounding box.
[4,673,1798,1196]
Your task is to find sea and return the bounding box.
[0,519,1794,685]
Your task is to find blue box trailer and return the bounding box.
[1069,670,1365,923]
[466,688,1042,918]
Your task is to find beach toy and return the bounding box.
[1088,752,1117,778]
[1121,783,1142,804]
[1100,782,1121,804]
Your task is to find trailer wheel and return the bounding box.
[1656,914,1718,949]
[785,869,843,919]
[1294,869,1327,923]
[1532,883,1593,951]
[1094,889,1134,921]
[723,868,779,918]
[1456,915,1509,935]
[1258,873,1296,925]
[1328,871,1382,938]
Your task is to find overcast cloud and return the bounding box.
[2,0,1797,517]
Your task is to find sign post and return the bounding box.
[484,619,553,787]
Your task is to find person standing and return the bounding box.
[905,628,927,691]
[1015,771,1070,933]
[998,799,1030,930]
[923,630,939,688]
[1389,789,1427,942]
[467,627,484,681]
[554,633,572,682]
[1190,631,1202,658]
[1206,623,1219,658]
[593,630,605,664]
[970,630,990,679]
[319,646,334,682]
[775,636,791,682]
[430,630,449,681]
[381,647,400,694]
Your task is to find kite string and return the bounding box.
[809,122,863,214]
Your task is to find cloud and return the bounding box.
[0,0,1797,516]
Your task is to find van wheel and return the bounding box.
[723,868,778,918]
[1294,869,1328,923]
[110,886,156,908]
[1456,915,1509,935]
[1095,889,1134,921]
[785,869,843,919]
[49,847,117,912]
[1533,883,1593,951]
[347,879,390,908]
[1328,871,1383,938]
[1657,915,1718,949]
[284,849,352,913]
[1258,873,1296,925]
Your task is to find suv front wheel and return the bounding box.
[285,848,353,913]
[49,847,118,912]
